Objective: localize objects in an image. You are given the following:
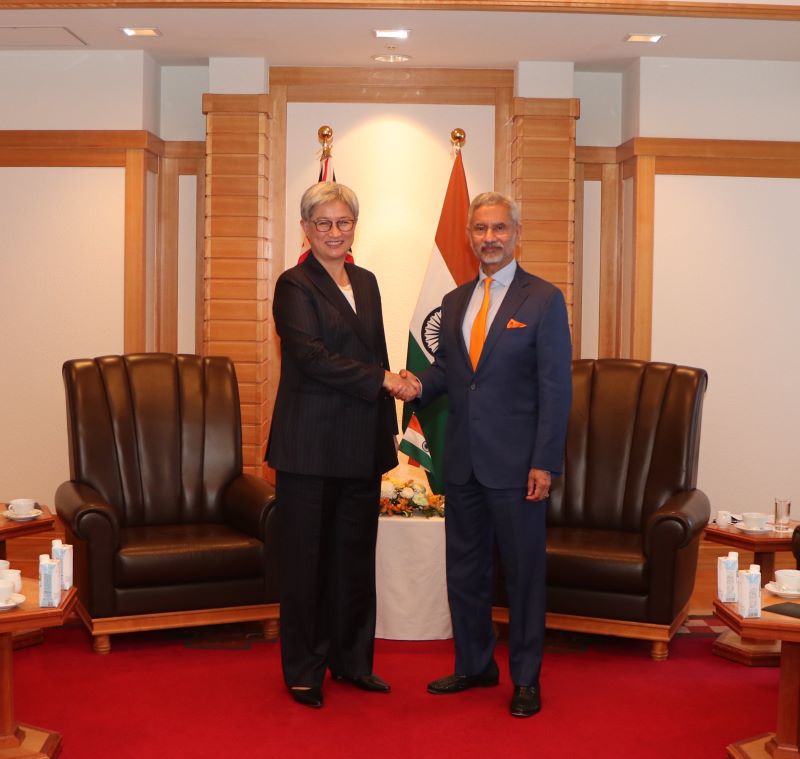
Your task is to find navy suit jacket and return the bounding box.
[266,254,398,479]
[418,264,572,489]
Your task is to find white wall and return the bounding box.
[0,51,159,130]
[575,72,622,147]
[285,103,495,382]
[652,175,800,515]
[0,168,125,505]
[637,58,800,140]
[160,66,208,141]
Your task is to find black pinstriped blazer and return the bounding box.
[266,253,398,479]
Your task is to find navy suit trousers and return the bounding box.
[445,474,547,687]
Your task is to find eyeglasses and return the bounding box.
[308,218,356,232]
[469,223,512,237]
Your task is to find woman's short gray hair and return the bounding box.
[468,192,521,227]
[300,181,359,222]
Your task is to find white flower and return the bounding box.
[411,482,427,494]
[411,492,429,507]
[380,480,398,500]
[400,487,415,500]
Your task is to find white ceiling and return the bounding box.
[0,7,799,71]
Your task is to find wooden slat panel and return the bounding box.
[513,156,574,181]
[207,299,269,321]
[206,154,267,176]
[207,113,268,135]
[205,216,267,238]
[206,237,268,258]
[124,148,148,352]
[516,179,574,201]
[283,84,500,105]
[207,133,269,155]
[519,220,574,242]
[206,195,266,218]
[205,320,270,342]
[204,279,268,300]
[203,94,270,114]
[207,175,267,197]
[271,66,513,89]
[205,258,268,280]
[520,240,573,260]
[630,155,656,361]
[513,137,575,159]
[518,261,573,282]
[519,198,574,221]
[0,148,126,167]
[515,118,577,141]
[206,340,269,363]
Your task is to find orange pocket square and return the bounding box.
[506,319,527,329]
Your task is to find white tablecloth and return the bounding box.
[375,515,453,640]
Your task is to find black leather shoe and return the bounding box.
[289,686,324,708]
[427,659,500,694]
[510,685,541,717]
[331,673,391,693]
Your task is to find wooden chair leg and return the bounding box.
[93,633,111,655]
[263,618,279,642]
[650,640,668,661]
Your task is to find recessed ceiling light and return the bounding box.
[625,33,664,43]
[374,29,410,40]
[120,27,162,37]
[372,53,411,63]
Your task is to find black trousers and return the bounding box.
[276,470,382,688]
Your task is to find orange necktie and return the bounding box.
[469,277,493,370]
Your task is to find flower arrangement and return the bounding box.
[379,477,445,518]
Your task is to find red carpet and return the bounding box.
[13,621,776,758]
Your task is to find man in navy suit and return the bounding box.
[409,192,572,717]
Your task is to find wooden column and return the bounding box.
[202,94,272,475]
[511,98,580,339]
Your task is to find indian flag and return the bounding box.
[399,151,478,494]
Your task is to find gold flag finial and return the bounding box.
[318,125,333,159]
[451,128,466,151]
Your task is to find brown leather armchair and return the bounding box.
[55,353,279,653]
[494,359,709,660]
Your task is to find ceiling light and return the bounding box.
[625,33,664,43]
[120,27,162,37]
[374,29,410,40]
[372,54,411,63]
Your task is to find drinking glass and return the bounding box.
[774,498,792,532]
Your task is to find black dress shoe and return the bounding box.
[289,686,324,708]
[510,685,541,717]
[427,659,500,694]
[331,673,391,693]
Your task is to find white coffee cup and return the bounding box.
[8,499,36,516]
[0,569,22,594]
[0,561,9,572]
[0,579,14,604]
[775,569,800,592]
[742,512,768,530]
[716,510,732,527]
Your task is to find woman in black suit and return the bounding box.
[266,182,416,708]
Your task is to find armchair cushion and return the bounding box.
[115,524,264,588]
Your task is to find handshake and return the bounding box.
[383,369,421,402]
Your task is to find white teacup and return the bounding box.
[716,510,732,527]
[0,579,14,604]
[0,569,22,594]
[741,512,768,530]
[0,561,9,572]
[8,499,36,516]
[775,569,800,592]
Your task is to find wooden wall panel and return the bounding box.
[512,98,580,334]
[203,94,273,474]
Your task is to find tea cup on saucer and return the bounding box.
[775,569,800,593]
[741,512,768,531]
[0,570,21,594]
[8,499,36,516]
[0,579,14,605]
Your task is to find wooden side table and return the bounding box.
[705,522,796,666]
[715,591,800,759]
[0,578,76,759]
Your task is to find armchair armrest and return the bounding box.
[644,489,710,557]
[222,474,277,540]
[54,480,120,548]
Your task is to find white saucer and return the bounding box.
[734,524,772,535]
[2,508,42,522]
[766,582,800,599]
[0,593,25,612]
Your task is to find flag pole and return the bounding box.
[318,124,333,159]
[451,127,465,152]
